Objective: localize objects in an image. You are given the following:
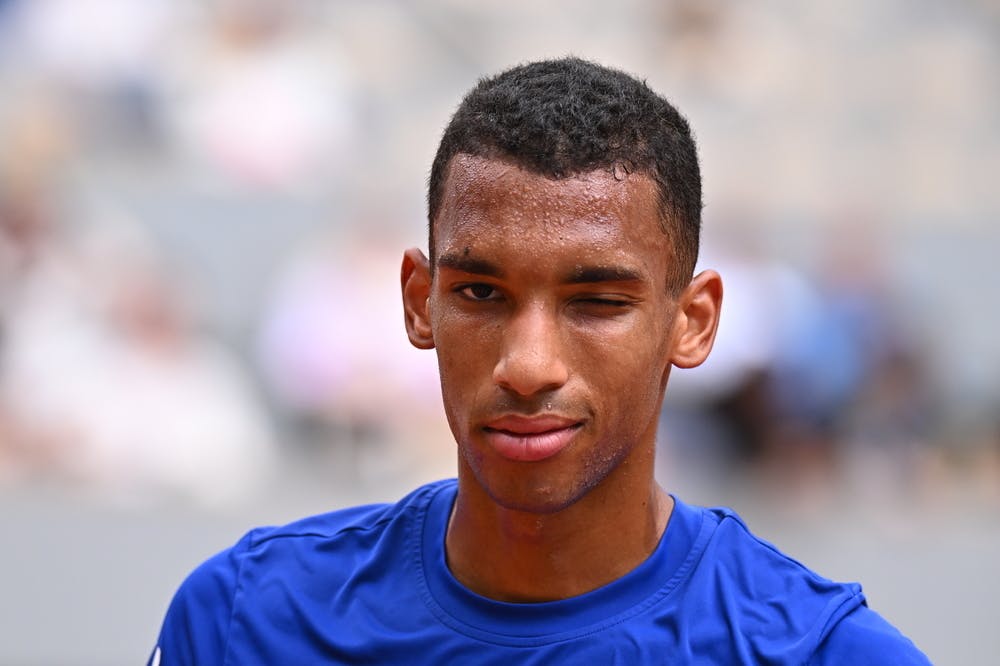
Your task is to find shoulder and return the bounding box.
[248,478,452,547]
[148,531,251,666]
[149,479,454,666]
[679,504,866,661]
[686,504,929,664]
[697,504,863,607]
[808,605,933,665]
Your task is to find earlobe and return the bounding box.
[669,269,723,369]
[401,248,435,349]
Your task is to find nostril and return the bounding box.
[493,349,569,397]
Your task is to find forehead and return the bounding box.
[435,154,667,260]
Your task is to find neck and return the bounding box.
[445,454,673,602]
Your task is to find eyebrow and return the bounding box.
[565,265,644,284]
[436,252,644,284]
[436,253,504,278]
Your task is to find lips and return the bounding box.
[482,414,582,462]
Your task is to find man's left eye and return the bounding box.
[577,297,632,308]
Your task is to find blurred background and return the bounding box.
[0,0,997,663]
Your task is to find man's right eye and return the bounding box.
[457,284,500,301]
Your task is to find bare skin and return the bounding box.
[446,460,673,601]
[401,154,722,602]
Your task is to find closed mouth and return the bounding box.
[482,415,583,462]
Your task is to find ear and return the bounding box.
[401,247,435,349]
[669,269,723,369]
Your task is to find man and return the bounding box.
[150,58,930,664]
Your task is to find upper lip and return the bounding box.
[483,414,581,435]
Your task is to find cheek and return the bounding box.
[434,353,471,442]
[575,314,669,374]
[432,315,500,416]
[577,319,670,416]
[434,311,499,373]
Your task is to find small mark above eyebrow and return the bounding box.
[436,252,504,277]
[566,265,644,284]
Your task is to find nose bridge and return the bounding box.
[493,299,568,396]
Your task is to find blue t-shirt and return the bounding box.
[149,479,930,664]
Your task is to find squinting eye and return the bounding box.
[582,298,631,307]
[571,296,635,315]
[459,284,500,301]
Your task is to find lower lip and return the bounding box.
[483,425,581,462]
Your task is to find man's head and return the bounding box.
[402,58,721,514]
[428,57,702,290]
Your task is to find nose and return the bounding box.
[492,304,569,397]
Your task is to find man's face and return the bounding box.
[419,154,682,513]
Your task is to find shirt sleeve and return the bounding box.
[148,535,249,666]
[809,605,933,665]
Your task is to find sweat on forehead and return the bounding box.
[432,155,663,248]
[437,154,658,227]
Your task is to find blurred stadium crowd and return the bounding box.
[0,0,998,509]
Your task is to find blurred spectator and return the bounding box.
[3,0,174,151]
[161,0,359,192]
[809,219,939,496]
[662,213,941,504]
[7,0,170,87]
[0,86,83,477]
[841,344,937,493]
[0,213,278,505]
[767,220,937,492]
[79,253,276,506]
[659,218,788,484]
[257,229,442,464]
[0,94,276,504]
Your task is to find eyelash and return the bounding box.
[578,297,632,308]
[454,285,632,309]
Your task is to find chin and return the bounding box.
[478,469,599,515]
[489,491,576,515]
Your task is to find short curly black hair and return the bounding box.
[427,57,702,289]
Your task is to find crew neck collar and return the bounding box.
[413,480,710,646]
